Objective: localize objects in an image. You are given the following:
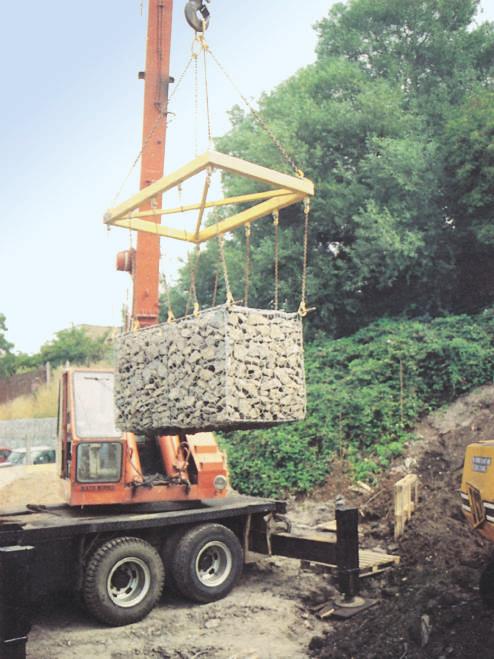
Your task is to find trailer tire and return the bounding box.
[171,523,242,603]
[83,536,164,626]
[161,527,187,594]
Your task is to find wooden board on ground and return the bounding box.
[394,473,419,539]
[301,548,400,576]
[357,549,400,577]
[316,520,337,532]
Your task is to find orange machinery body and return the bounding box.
[460,439,494,543]
[59,369,230,507]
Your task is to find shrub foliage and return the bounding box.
[220,310,494,497]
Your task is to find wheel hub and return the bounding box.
[195,541,232,588]
[107,557,151,608]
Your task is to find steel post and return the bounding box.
[336,506,360,599]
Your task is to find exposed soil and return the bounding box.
[314,384,494,659]
[1,385,494,658]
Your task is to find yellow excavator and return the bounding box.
[460,441,494,604]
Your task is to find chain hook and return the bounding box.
[185,0,211,33]
[298,197,312,318]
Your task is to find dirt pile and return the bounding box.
[313,384,494,659]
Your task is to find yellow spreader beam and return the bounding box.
[104,151,315,245]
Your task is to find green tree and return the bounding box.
[164,0,494,336]
[315,0,494,120]
[38,327,110,368]
[213,59,448,334]
[443,88,494,313]
[0,314,15,378]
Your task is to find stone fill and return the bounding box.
[114,305,306,434]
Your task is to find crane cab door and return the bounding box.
[58,370,71,480]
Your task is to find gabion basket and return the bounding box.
[115,305,306,434]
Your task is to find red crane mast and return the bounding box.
[117,0,173,328]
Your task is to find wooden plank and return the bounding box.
[358,550,400,569]
[104,152,210,223]
[122,189,295,219]
[208,151,315,197]
[105,150,314,226]
[394,474,418,539]
[299,549,399,576]
[194,171,212,240]
[317,520,337,532]
[198,192,304,243]
[113,218,196,243]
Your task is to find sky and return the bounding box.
[1,0,493,354]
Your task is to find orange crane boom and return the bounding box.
[117,0,173,328]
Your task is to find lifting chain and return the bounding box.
[191,30,213,151]
[273,211,280,310]
[187,244,202,317]
[112,53,195,203]
[298,197,311,318]
[202,39,213,148]
[162,271,176,323]
[212,270,219,307]
[206,46,304,178]
[218,234,235,306]
[243,223,251,306]
[193,44,200,156]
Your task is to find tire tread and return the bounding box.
[83,536,164,626]
[171,523,242,603]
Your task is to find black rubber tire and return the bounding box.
[480,561,494,609]
[83,536,165,626]
[170,523,243,603]
[161,527,187,595]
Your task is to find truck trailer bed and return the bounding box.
[0,494,284,545]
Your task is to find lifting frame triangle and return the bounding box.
[104,151,315,245]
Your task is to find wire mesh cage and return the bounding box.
[115,305,306,434]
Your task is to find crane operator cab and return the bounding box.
[59,368,230,507]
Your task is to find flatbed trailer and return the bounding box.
[0,495,362,658]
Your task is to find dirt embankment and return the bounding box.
[314,385,494,659]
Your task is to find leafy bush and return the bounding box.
[220,309,494,497]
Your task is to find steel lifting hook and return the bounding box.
[185,0,211,32]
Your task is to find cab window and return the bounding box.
[76,442,122,483]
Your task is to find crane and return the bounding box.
[59,0,229,507]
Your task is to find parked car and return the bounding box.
[0,448,12,464]
[0,446,56,467]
